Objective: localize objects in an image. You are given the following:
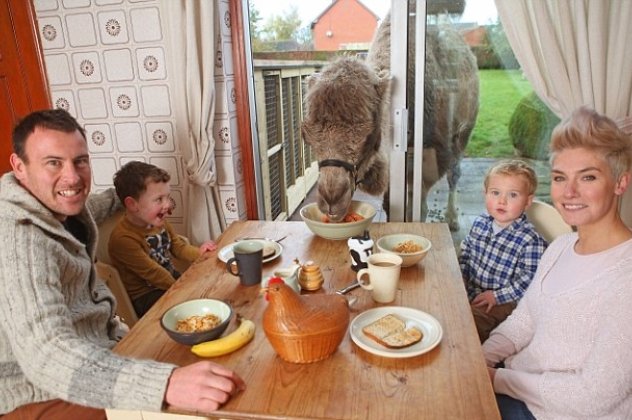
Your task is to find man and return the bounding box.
[0,109,244,419]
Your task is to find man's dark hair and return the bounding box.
[113,161,171,202]
[12,109,86,162]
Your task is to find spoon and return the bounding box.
[335,280,360,295]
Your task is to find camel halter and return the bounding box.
[318,159,363,189]
[316,128,379,190]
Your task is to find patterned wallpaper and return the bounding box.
[33,0,246,235]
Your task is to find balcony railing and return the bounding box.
[253,59,325,220]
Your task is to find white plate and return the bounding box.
[217,239,282,264]
[349,306,443,358]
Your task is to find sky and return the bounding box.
[250,0,498,27]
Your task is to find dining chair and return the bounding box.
[95,211,195,327]
[95,210,139,327]
[526,199,573,243]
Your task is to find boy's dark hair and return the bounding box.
[12,109,86,162]
[113,161,171,202]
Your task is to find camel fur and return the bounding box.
[302,57,391,221]
[302,8,479,229]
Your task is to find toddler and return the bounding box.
[459,159,547,342]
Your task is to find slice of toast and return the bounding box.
[379,328,423,348]
[362,314,423,349]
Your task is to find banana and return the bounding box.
[191,317,255,357]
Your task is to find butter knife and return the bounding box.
[235,235,287,243]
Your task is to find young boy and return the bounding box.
[459,159,547,342]
[110,161,217,316]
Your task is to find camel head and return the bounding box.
[302,57,391,222]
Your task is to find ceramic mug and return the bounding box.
[226,241,263,286]
[356,253,403,303]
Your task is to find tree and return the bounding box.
[249,2,265,52]
[261,6,301,42]
[296,26,313,49]
[249,4,313,52]
[484,19,519,69]
[249,2,262,39]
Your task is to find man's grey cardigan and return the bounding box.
[0,173,176,414]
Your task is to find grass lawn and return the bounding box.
[465,69,534,158]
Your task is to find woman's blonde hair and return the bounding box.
[484,159,538,195]
[550,106,632,179]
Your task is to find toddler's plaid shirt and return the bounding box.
[459,213,547,304]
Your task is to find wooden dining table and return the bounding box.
[107,221,500,420]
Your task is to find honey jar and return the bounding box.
[298,261,324,291]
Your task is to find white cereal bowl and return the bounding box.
[375,233,432,267]
[300,200,376,240]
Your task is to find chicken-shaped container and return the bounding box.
[263,279,350,363]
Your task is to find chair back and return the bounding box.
[96,261,139,327]
[95,210,139,326]
[526,199,573,243]
[96,210,124,265]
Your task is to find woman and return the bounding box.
[483,106,632,419]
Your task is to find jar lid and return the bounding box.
[302,261,319,270]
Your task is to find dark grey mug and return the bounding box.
[226,241,263,286]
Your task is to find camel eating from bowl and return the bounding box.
[302,9,479,230]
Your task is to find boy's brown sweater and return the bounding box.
[108,217,200,301]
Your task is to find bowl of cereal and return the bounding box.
[161,298,232,346]
[375,233,432,267]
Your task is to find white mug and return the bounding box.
[356,253,403,303]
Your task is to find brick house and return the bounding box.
[461,25,487,48]
[310,0,380,51]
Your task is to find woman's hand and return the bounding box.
[164,361,245,413]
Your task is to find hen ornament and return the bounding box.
[262,280,350,363]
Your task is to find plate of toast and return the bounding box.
[217,239,282,264]
[349,306,443,358]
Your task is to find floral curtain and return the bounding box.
[161,0,225,243]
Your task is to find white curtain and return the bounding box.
[161,0,225,243]
[495,0,632,225]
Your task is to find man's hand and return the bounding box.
[472,290,496,313]
[164,361,245,413]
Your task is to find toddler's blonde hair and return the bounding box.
[484,159,538,195]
